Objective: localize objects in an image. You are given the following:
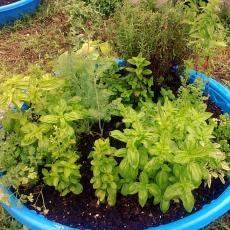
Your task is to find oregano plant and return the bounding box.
[0,69,85,197]
[103,53,153,105]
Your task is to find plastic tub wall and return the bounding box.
[0,71,230,230]
[0,0,40,26]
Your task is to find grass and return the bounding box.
[211,47,230,88]
[0,0,229,229]
[0,0,71,73]
[0,207,23,230]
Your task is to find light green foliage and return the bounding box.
[43,157,82,196]
[115,2,191,79]
[90,85,229,212]
[55,41,117,132]
[103,54,153,105]
[0,73,64,111]
[84,0,123,16]
[89,139,120,205]
[0,69,84,196]
[185,0,226,59]
[39,97,85,137]
[66,0,102,40]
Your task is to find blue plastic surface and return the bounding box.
[0,0,40,26]
[0,72,230,230]
[188,70,230,115]
[115,57,126,67]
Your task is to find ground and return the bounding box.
[0,0,229,229]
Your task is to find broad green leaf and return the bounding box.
[144,157,162,173]
[59,181,67,190]
[99,42,112,56]
[114,148,127,157]
[139,172,149,184]
[142,69,152,75]
[181,189,194,213]
[39,75,64,91]
[139,146,149,169]
[64,111,83,121]
[0,94,12,110]
[147,183,161,197]
[42,168,49,176]
[163,183,183,201]
[127,143,139,168]
[119,158,138,180]
[111,130,128,143]
[64,168,71,178]
[21,134,37,146]
[61,188,70,196]
[186,162,202,187]
[93,179,102,189]
[160,199,170,213]
[173,154,190,164]
[96,190,106,202]
[138,189,148,207]
[70,183,83,195]
[156,170,169,191]
[108,192,116,206]
[127,182,139,194]
[173,164,182,178]
[40,115,59,124]
[53,176,59,187]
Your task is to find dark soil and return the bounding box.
[0,0,19,6]
[24,179,229,230]
[19,107,228,230]
[206,99,224,118]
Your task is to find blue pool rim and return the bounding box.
[0,0,40,26]
[0,71,230,230]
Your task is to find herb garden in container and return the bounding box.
[0,0,229,230]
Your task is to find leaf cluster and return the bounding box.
[55,41,119,129]
[103,54,153,105]
[65,0,102,41]
[184,0,226,58]
[84,0,123,16]
[89,139,120,206]
[0,69,84,196]
[90,85,229,212]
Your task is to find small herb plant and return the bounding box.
[84,0,123,16]
[103,54,153,105]
[55,41,121,134]
[66,0,102,42]
[184,0,226,71]
[115,2,191,80]
[0,69,85,197]
[89,139,120,206]
[90,84,230,212]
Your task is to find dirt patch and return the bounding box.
[211,48,230,88]
[0,0,18,6]
[23,179,228,230]
[0,11,71,73]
